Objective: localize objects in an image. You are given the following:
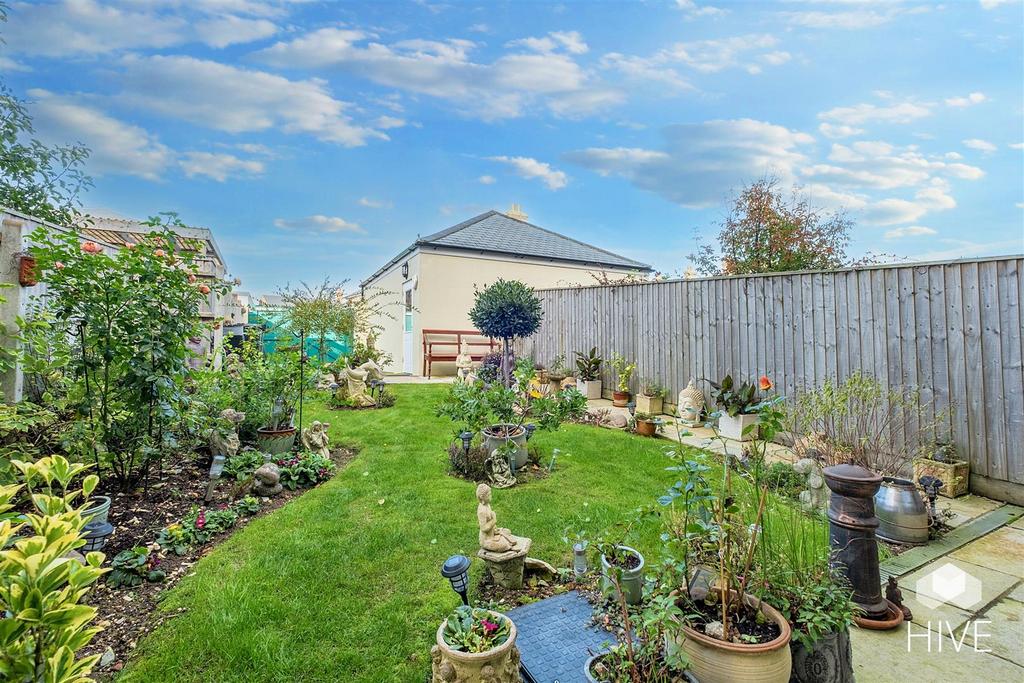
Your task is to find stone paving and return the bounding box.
[583,397,1024,683]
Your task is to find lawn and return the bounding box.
[119,383,699,682]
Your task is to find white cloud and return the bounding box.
[674,0,727,18]
[256,28,620,120]
[979,0,1016,9]
[945,92,987,108]
[819,122,864,139]
[0,56,32,72]
[117,55,388,146]
[659,34,784,73]
[357,197,391,208]
[467,23,490,33]
[508,31,589,55]
[27,89,173,180]
[1010,143,1024,150]
[566,119,813,208]
[819,100,932,126]
[478,175,496,185]
[783,10,894,30]
[963,138,997,153]
[195,15,277,48]
[487,156,568,190]
[912,238,1023,261]
[273,215,365,234]
[600,53,693,92]
[759,51,792,66]
[180,151,264,181]
[885,225,937,239]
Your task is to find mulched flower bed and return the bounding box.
[81,447,357,678]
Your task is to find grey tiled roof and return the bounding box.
[418,211,651,270]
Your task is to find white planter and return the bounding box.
[636,394,663,415]
[576,379,602,400]
[719,413,758,441]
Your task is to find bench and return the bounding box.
[422,329,499,378]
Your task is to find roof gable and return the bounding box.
[417,211,651,271]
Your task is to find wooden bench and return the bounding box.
[422,329,499,378]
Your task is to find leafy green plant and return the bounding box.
[708,374,759,417]
[639,379,666,398]
[441,606,511,653]
[609,353,636,393]
[276,451,335,490]
[574,347,602,381]
[476,352,503,384]
[468,279,542,385]
[155,524,189,556]
[234,495,261,515]
[223,450,264,482]
[547,354,568,378]
[108,546,165,588]
[0,456,107,683]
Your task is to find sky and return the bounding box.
[1,0,1022,294]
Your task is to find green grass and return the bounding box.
[119,384,702,682]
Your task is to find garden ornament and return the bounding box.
[793,456,828,510]
[455,340,474,383]
[476,484,524,553]
[919,475,944,519]
[253,462,283,497]
[476,484,532,590]
[677,378,705,427]
[886,576,912,621]
[301,420,331,458]
[342,359,385,407]
[207,408,244,459]
[484,449,516,489]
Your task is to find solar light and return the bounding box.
[573,542,588,576]
[205,454,226,502]
[81,520,114,552]
[441,554,471,605]
[459,431,473,455]
[627,400,636,416]
[524,424,536,442]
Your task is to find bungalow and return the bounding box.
[359,206,651,376]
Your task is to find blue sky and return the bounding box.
[2,0,1022,294]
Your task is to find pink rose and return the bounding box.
[80,241,101,254]
[54,261,65,270]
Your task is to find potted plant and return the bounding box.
[431,605,520,682]
[83,494,112,524]
[609,353,636,407]
[575,347,603,399]
[912,441,969,498]
[708,374,763,441]
[255,352,301,455]
[634,412,660,438]
[637,379,666,415]
[547,354,569,393]
[468,279,543,386]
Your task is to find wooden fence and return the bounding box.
[518,255,1024,503]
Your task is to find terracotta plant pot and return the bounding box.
[482,423,528,469]
[912,458,969,498]
[636,419,658,437]
[718,413,758,441]
[431,610,520,683]
[256,426,297,455]
[612,390,631,407]
[576,379,602,400]
[666,588,792,683]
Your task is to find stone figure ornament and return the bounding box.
[794,456,828,510]
[253,462,283,497]
[677,378,705,427]
[476,484,522,553]
[208,408,245,458]
[484,449,516,489]
[455,340,475,383]
[302,420,331,458]
[476,483,532,590]
[886,576,913,621]
[341,359,385,407]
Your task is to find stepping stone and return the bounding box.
[507,590,615,683]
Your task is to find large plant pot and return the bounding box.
[789,629,854,683]
[874,477,929,545]
[636,394,663,415]
[612,390,631,407]
[482,424,528,469]
[256,426,297,455]
[83,495,112,525]
[577,379,603,400]
[719,413,758,441]
[666,589,792,683]
[600,545,645,605]
[431,610,520,683]
[585,653,699,683]
[912,458,969,498]
[636,419,658,437]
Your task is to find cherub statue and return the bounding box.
[484,449,516,489]
[477,484,521,553]
[343,359,385,407]
[208,408,245,458]
[301,420,331,458]
[455,340,474,383]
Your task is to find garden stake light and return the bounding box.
[441,555,471,606]
[460,431,473,456]
[573,542,588,576]
[205,454,225,502]
[81,519,114,552]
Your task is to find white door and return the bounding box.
[402,282,415,374]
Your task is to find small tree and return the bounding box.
[691,177,855,276]
[468,279,542,385]
[278,278,354,364]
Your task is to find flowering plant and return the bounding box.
[441,606,512,653]
[276,450,334,490]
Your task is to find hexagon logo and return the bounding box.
[914,562,984,610]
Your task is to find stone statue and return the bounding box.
[302,420,331,458]
[316,373,334,391]
[484,449,516,489]
[208,408,244,458]
[253,462,282,497]
[677,378,705,427]
[455,340,474,383]
[794,456,828,510]
[342,359,385,407]
[886,576,912,621]
[477,484,522,553]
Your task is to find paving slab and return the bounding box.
[900,559,1019,612]
[944,494,1003,521]
[1011,516,1024,531]
[958,598,1024,667]
[1007,581,1024,603]
[898,588,973,634]
[850,622,1024,683]
[949,527,1024,579]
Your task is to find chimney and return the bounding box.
[506,203,528,221]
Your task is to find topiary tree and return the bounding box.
[468,279,542,385]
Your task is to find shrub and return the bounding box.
[0,456,107,682]
[574,347,602,381]
[108,546,165,588]
[223,449,264,482]
[709,374,759,416]
[275,451,335,490]
[468,279,542,384]
[609,353,635,393]
[476,352,503,384]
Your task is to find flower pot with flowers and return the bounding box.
[709,375,772,441]
[912,441,969,498]
[610,353,636,407]
[431,605,520,683]
[634,412,661,438]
